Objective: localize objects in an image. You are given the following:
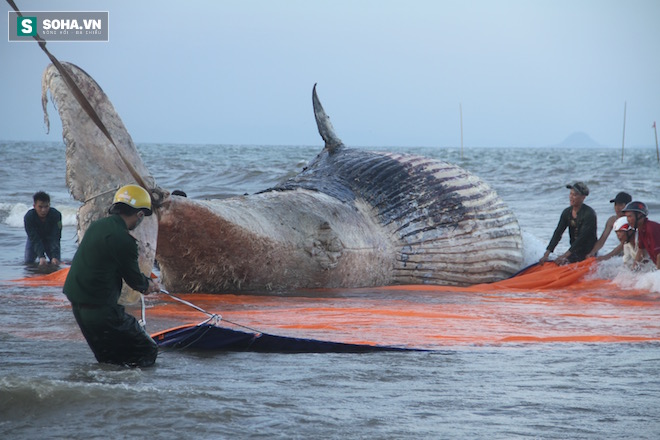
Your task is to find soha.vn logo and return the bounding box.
[17,16,37,36]
[17,16,103,36]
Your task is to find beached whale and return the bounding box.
[42,61,523,293]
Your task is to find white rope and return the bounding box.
[160,289,221,321]
[138,293,146,328]
[158,289,263,332]
[82,186,119,204]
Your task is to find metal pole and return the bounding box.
[654,121,659,163]
[621,101,626,162]
[460,103,464,159]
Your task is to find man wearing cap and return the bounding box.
[623,201,660,270]
[540,182,598,265]
[587,191,632,258]
[64,184,161,367]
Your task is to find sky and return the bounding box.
[1,0,659,148]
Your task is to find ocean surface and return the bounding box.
[2,141,660,439]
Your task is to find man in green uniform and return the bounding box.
[64,184,161,367]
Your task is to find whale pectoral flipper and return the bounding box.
[303,221,344,270]
[42,62,159,303]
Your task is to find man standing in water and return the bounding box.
[24,191,62,266]
[64,185,161,367]
[540,182,597,265]
[623,201,660,270]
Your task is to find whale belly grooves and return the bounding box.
[271,147,523,287]
[385,152,523,285]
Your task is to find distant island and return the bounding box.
[548,131,601,148]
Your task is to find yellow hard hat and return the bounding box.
[112,184,153,216]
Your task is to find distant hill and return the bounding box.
[549,131,601,148]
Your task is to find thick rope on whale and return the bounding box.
[8,0,162,209]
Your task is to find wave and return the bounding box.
[522,231,660,294]
[588,256,660,294]
[616,270,660,293]
[0,203,78,228]
[521,231,547,267]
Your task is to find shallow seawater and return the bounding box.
[2,143,660,439]
[3,329,660,439]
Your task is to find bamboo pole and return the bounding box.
[654,121,659,163]
[621,101,626,162]
[459,103,464,159]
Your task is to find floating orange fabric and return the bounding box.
[11,260,660,347]
[11,266,70,286]
[12,266,149,286]
[385,259,601,293]
[144,260,660,347]
[10,261,590,291]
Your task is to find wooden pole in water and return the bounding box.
[621,101,627,162]
[654,121,659,163]
[460,103,464,159]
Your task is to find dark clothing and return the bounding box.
[64,215,150,305]
[638,219,660,264]
[71,303,158,367]
[64,215,156,367]
[24,208,62,263]
[546,204,598,262]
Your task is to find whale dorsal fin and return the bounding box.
[312,84,344,154]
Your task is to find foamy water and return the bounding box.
[1,202,78,228]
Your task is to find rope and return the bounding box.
[138,293,147,328]
[160,289,219,320]
[7,0,154,199]
[159,289,263,333]
[82,186,120,204]
[167,323,216,350]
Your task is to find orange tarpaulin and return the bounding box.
[11,261,660,347]
[9,260,594,291]
[385,259,605,292]
[11,266,71,286]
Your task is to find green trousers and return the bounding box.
[70,302,158,367]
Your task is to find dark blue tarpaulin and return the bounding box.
[152,323,418,353]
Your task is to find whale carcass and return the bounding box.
[42,62,523,294]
